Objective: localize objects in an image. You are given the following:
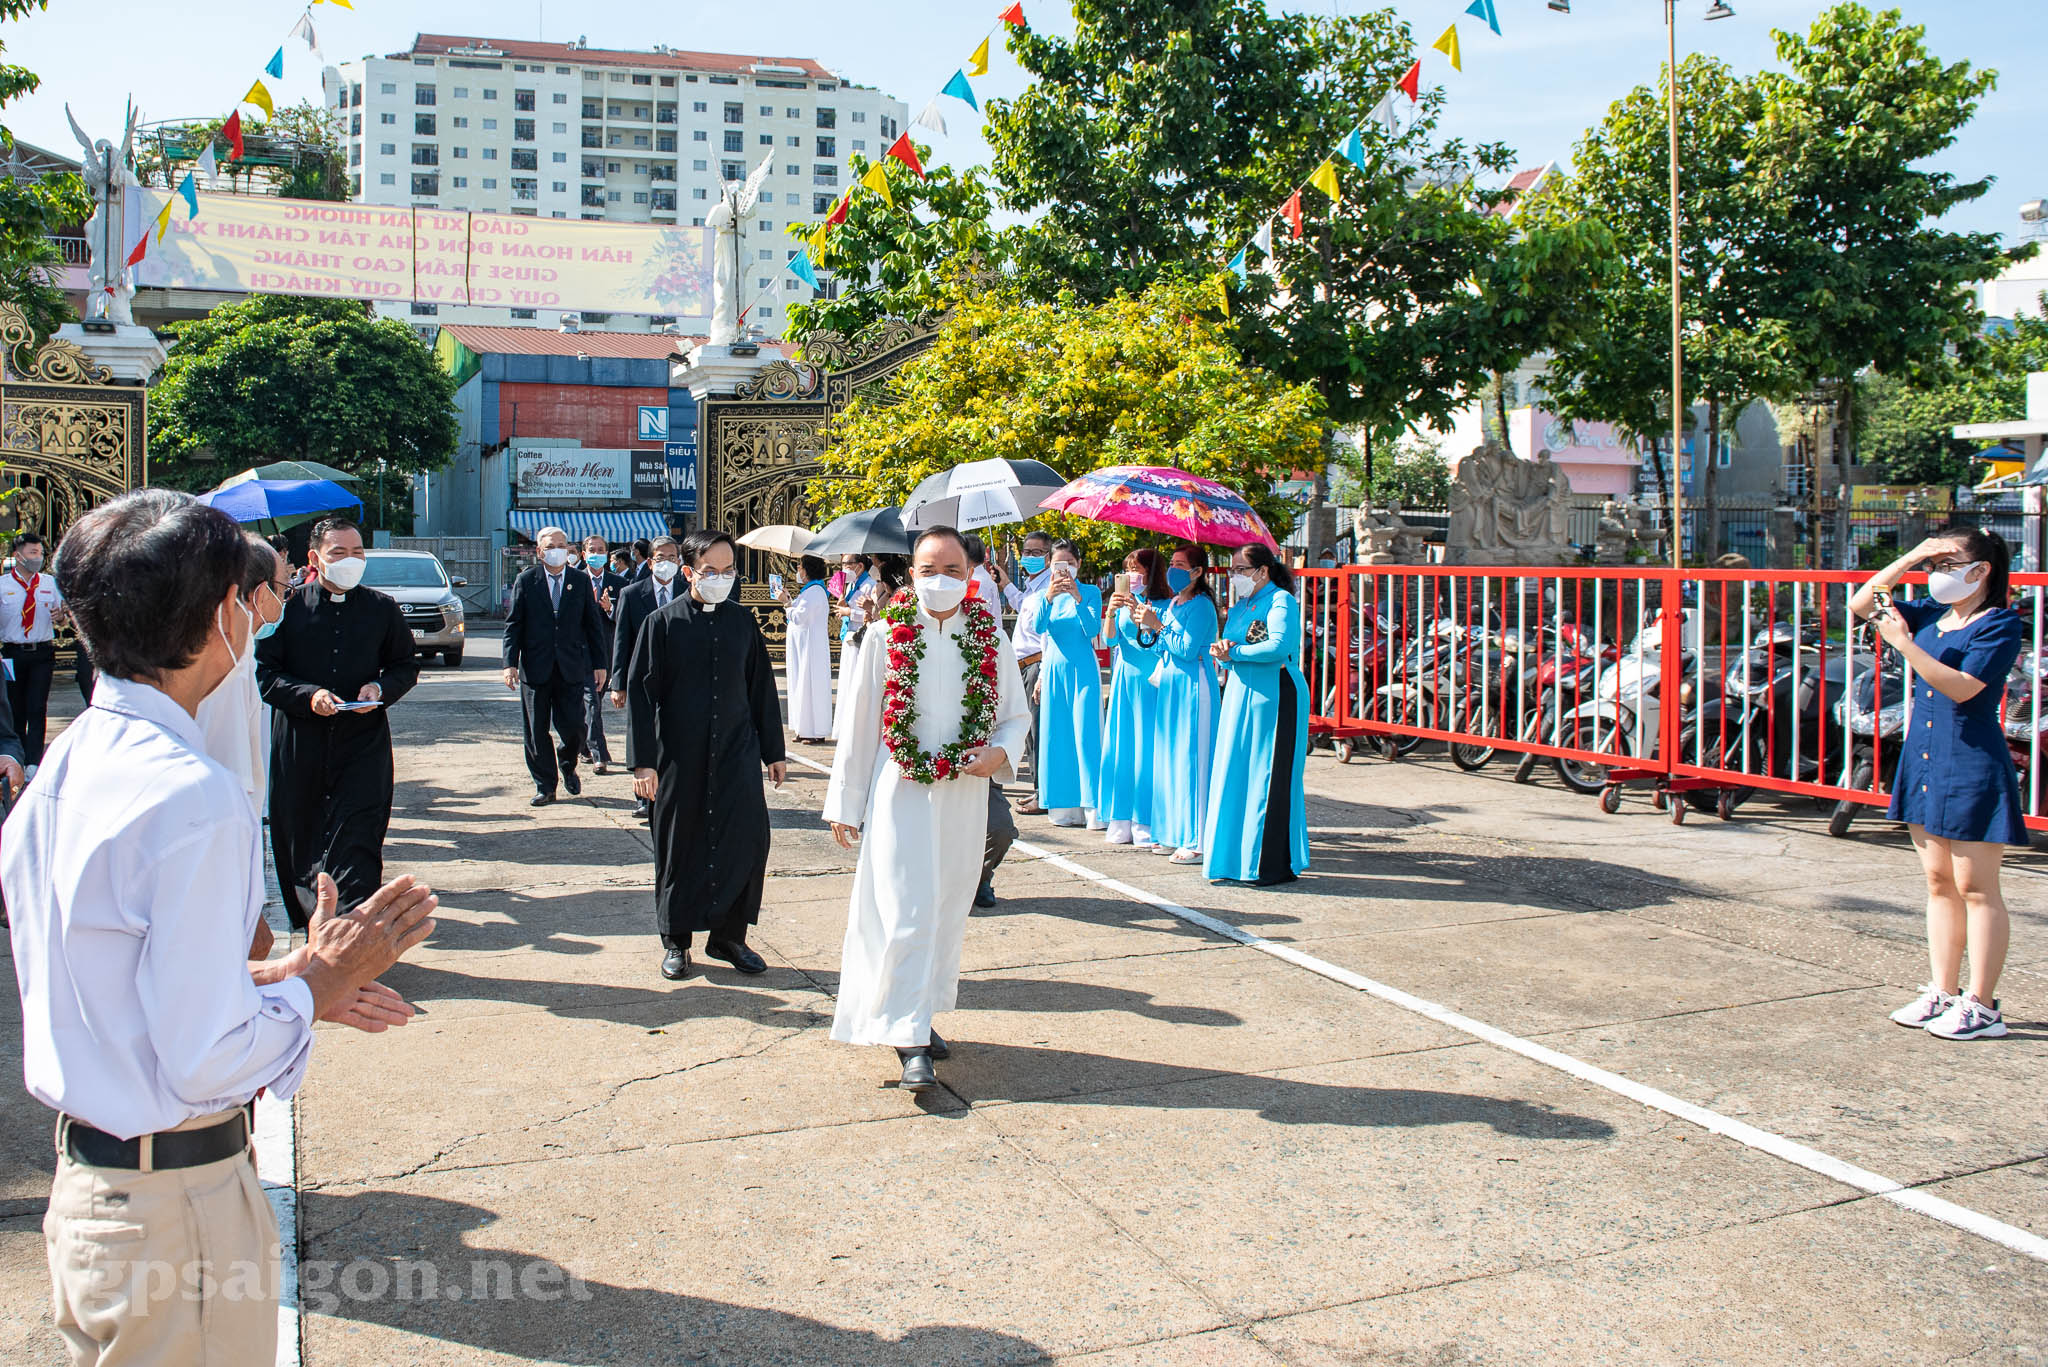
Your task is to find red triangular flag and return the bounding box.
[1281,191,1304,240]
[998,2,1025,27]
[223,109,245,160]
[825,192,849,228]
[886,132,927,180]
[1397,59,1421,103]
[124,233,147,267]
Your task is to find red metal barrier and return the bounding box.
[1301,565,2048,832]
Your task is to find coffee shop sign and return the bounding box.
[1541,417,1627,453]
[515,448,631,500]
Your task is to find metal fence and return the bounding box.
[389,536,496,615]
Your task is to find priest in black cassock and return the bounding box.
[257,516,418,928]
[625,528,787,981]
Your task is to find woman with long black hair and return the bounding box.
[1098,547,1172,846]
[1853,523,2027,1040]
[1203,543,1309,884]
[1138,544,1221,863]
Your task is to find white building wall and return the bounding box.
[323,39,907,337]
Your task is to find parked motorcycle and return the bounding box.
[1827,631,1906,838]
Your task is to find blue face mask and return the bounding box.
[1020,555,1047,576]
[1166,567,1193,594]
[251,588,284,640]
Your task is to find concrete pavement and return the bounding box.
[4,643,2047,1365]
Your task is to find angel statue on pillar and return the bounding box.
[703,153,775,346]
[67,101,141,326]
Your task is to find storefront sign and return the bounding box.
[665,439,698,514]
[631,449,668,504]
[514,447,632,501]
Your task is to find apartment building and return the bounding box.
[322,33,907,336]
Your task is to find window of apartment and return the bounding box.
[349,146,361,166]
[483,177,497,189]
[633,134,648,147]
[607,103,623,117]
[482,88,498,99]
[453,147,468,158]
[380,82,397,95]
[583,100,601,118]
[379,172,396,184]
[512,308,537,319]
[452,116,469,129]
[693,187,707,200]
[582,128,601,147]
[511,149,537,170]
[557,66,571,74]
[483,148,498,160]
[512,177,537,199]
[553,92,568,104]
[482,117,498,130]
[608,133,622,146]
[631,162,646,174]
[351,83,363,106]
[758,104,772,116]
[709,74,737,85]
[813,194,832,214]
[758,305,773,317]
[785,164,799,176]
[607,160,621,172]
[816,107,836,129]
[552,181,567,193]
[786,107,801,119]
[723,102,744,124]
[723,130,743,152]
[692,159,708,172]
[813,164,837,184]
[415,114,436,134]
[760,220,773,231]
[546,151,563,164]
[692,130,707,142]
[514,89,535,110]
[453,175,468,188]
[632,191,648,204]
[881,115,898,140]
[852,139,865,152]
[411,173,438,194]
[415,85,436,106]
[410,302,437,315]
[632,74,652,86]
[785,278,802,291]
[816,136,835,157]
[379,142,396,155]
[412,146,439,166]
[607,190,621,201]
[514,119,535,141]
[693,101,707,112]
[350,114,362,135]
[757,277,771,290]
[786,136,800,148]
[380,112,396,125]
[452,87,468,99]
[552,122,567,135]
[852,111,866,123]
[657,133,675,151]
[692,216,704,226]
[723,160,744,180]
[583,213,603,221]
[610,73,625,83]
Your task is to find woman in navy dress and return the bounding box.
[1203,543,1310,885]
[1853,525,2027,1041]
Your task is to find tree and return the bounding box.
[806,275,1324,565]
[783,157,1003,340]
[0,0,87,340]
[985,2,1419,303]
[138,101,348,201]
[148,296,458,506]
[1858,309,2048,485]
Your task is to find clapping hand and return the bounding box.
[300,872,435,1027]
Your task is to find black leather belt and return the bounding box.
[3,641,54,654]
[59,1106,253,1171]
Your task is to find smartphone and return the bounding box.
[1872,586,1894,617]
[768,572,785,595]
[1114,572,1130,598]
[334,700,382,713]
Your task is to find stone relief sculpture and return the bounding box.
[1446,444,1579,566]
[1354,500,1428,564]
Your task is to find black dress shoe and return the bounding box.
[704,938,767,975]
[927,1029,949,1061]
[660,947,690,980]
[632,798,652,821]
[562,767,582,796]
[895,1047,936,1091]
[531,789,555,807]
[973,880,996,908]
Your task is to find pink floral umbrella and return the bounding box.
[1037,465,1279,549]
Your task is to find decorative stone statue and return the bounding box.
[1447,443,1578,566]
[1446,443,1506,562]
[1354,500,1426,565]
[704,156,773,347]
[66,101,140,326]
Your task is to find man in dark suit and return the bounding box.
[628,538,654,582]
[579,534,629,775]
[501,526,611,806]
[607,536,682,822]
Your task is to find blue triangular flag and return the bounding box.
[1340,128,1368,172]
[1464,0,1500,36]
[787,251,819,290]
[265,47,284,80]
[941,69,980,112]
[177,172,198,217]
[1227,247,1248,286]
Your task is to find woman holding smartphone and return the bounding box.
[1138,544,1221,864]
[1026,539,1105,828]
[1099,548,1172,846]
[1851,524,2026,1041]
[1204,543,1309,885]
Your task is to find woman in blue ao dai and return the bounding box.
[1099,548,1173,847]
[1025,539,1105,828]
[1203,543,1310,885]
[1136,545,1221,864]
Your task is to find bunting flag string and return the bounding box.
[152,198,174,244]
[787,251,820,290]
[886,132,928,180]
[1340,128,1368,172]
[1307,159,1340,201]
[290,12,321,58]
[1397,59,1421,103]
[243,80,275,119]
[197,142,219,186]
[1433,24,1462,72]
[998,2,1025,25]
[176,173,199,218]
[914,100,949,137]
[861,162,894,208]
[940,69,979,111]
[222,109,245,160]
[265,47,284,80]
[968,37,991,78]
[1463,0,1501,38]
[1227,247,1248,287]
[1281,191,1304,240]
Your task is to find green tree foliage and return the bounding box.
[149,296,458,500]
[806,276,1324,566]
[0,0,87,338]
[784,156,1002,339]
[1858,310,2048,485]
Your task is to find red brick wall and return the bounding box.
[498,382,666,449]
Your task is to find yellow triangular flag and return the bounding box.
[244,80,275,119]
[807,223,830,255]
[861,162,892,208]
[1213,273,1231,316]
[315,0,353,8]
[1433,23,1462,72]
[968,36,991,78]
[153,198,174,243]
[1308,159,1341,201]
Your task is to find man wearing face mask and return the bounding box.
[608,535,683,822]
[258,517,419,928]
[0,530,64,769]
[197,536,290,813]
[624,530,787,981]
[502,526,611,806]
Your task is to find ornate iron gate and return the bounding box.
[698,314,940,658]
[0,303,145,540]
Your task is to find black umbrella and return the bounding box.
[807,505,912,556]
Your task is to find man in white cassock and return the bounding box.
[825,526,1031,1091]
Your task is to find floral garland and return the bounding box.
[879,588,1001,783]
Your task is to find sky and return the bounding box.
[7,0,2041,246]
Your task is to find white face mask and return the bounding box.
[650,560,680,583]
[211,598,251,687]
[322,555,367,592]
[914,574,968,614]
[1230,573,1258,600]
[691,570,736,604]
[1927,563,1983,605]
[541,546,570,569]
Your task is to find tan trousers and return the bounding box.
[43,1113,279,1367]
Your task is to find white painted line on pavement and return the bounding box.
[786,751,2048,1264]
[260,862,303,1367]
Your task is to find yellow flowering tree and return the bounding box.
[806,275,1324,568]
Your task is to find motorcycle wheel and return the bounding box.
[1826,755,1874,838]
[1554,719,1618,797]
[1513,750,1541,784]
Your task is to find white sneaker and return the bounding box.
[1889,984,1955,1028]
[1924,995,2008,1041]
[1104,819,1134,845]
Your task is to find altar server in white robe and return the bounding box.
[778,553,835,742]
[825,526,1031,1092]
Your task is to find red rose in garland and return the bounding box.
[876,588,1002,784]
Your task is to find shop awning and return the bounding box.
[509,509,672,544]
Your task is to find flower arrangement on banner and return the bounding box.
[1211,0,1525,313]
[122,0,344,274]
[782,1,1025,294]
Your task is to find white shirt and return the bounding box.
[4,675,314,1139]
[970,566,1002,614]
[0,566,62,644]
[1007,567,1053,658]
[195,643,271,814]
